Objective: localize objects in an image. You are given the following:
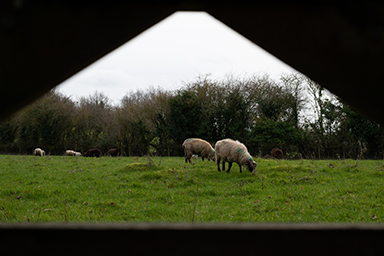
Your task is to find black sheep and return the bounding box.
[107,148,120,157]
[84,148,103,157]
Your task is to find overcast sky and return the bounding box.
[57,11,297,105]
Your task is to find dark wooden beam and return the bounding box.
[1,1,384,255]
[1,223,384,255]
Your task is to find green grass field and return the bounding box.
[0,155,383,223]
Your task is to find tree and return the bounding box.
[118,90,155,156]
[339,102,384,159]
[0,116,19,153]
[251,119,301,156]
[218,86,250,140]
[70,91,117,154]
[167,89,204,150]
[279,73,307,129]
[14,90,75,154]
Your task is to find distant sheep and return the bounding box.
[271,148,283,159]
[66,150,81,156]
[65,150,76,156]
[107,148,120,157]
[182,138,215,163]
[33,148,45,157]
[83,148,102,158]
[215,138,257,173]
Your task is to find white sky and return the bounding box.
[57,11,297,105]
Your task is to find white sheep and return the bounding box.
[65,150,76,156]
[215,138,257,173]
[66,150,81,156]
[182,138,215,163]
[33,148,45,157]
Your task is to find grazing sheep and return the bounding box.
[107,148,120,157]
[215,138,257,173]
[65,150,76,156]
[33,148,45,156]
[66,150,81,156]
[83,148,102,157]
[271,148,283,159]
[182,138,215,163]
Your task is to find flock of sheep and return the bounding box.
[33,138,284,175]
[32,148,120,157]
[182,138,258,173]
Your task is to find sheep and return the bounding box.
[215,138,257,173]
[65,150,76,156]
[182,138,215,163]
[83,148,103,157]
[107,148,120,157]
[33,148,45,156]
[271,148,283,159]
[66,150,81,156]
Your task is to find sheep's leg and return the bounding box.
[217,159,221,172]
[239,164,242,173]
[222,162,225,172]
[186,152,192,163]
[201,149,205,161]
[227,162,232,173]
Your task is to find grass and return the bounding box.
[0,155,383,223]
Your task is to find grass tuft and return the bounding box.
[121,163,150,172]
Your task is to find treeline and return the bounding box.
[0,73,383,159]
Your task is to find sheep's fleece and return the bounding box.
[215,138,257,173]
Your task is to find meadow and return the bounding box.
[0,154,383,223]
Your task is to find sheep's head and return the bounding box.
[245,159,257,172]
[209,149,216,161]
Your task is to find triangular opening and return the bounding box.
[57,11,296,104]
